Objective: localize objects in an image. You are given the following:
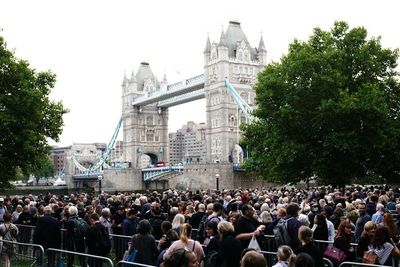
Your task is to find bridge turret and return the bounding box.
[203,36,211,65]
[257,35,267,66]
[218,30,229,61]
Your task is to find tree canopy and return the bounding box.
[0,35,67,187]
[242,21,400,186]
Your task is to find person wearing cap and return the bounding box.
[33,205,61,265]
[0,197,7,222]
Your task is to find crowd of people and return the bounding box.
[0,184,400,267]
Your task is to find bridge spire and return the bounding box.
[258,35,267,52]
[204,35,211,53]
[219,29,228,47]
[129,67,136,82]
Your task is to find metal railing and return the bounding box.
[2,239,44,267]
[116,261,156,267]
[109,233,132,263]
[339,261,392,267]
[47,248,114,267]
[260,250,277,267]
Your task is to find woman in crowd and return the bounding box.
[356,221,376,260]
[171,213,185,235]
[312,214,328,241]
[329,207,343,229]
[163,223,205,265]
[382,212,399,243]
[204,221,219,253]
[215,221,243,267]
[128,219,158,265]
[333,220,355,262]
[0,212,19,267]
[273,245,296,267]
[295,226,324,267]
[161,248,199,267]
[369,225,400,265]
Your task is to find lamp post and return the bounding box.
[215,174,220,191]
[97,175,103,194]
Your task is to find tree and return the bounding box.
[242,21,400,186]
[0,35,67,188]
[34,157,56,185]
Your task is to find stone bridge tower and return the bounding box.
[121,62,169,168]
[204,21,267,164]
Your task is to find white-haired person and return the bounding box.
[66,206,88,266]
[171,213,186,235]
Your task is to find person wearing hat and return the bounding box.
[33,205,61,265]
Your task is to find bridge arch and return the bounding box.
[138,153,158,168]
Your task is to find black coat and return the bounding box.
[33,214,61,250]
[216,234,243,267]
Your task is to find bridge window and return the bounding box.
[146,116,153,125]
[146,134,154,142]
[155,136,159,142]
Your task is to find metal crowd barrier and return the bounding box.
[324,258,334,267]
[15,224,35,244]
[47,248,114,267]
[313,239,358,252]
[1,239,44,267]
[260,250,277,267]
[339,261,391,267]
[110,233,132,262]
[264,234,278,252]
[116,261,156,267]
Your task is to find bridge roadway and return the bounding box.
[132,74,205,107]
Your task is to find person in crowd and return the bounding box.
[86,213,111,267]
[171,213,185,235]
[197,203,214,243]
[369,225,400,265]
[0,212,18,267]
[66,206,87,267]
[295,226,323,267]
[128,219,158,265]
[366,195,378,217]
[308,203,320,228]
[235,204,265,248]
[163,223,205,265]
[354,202,371,242]
[214,221,243,267]
[99,207,113,236]
[382,212,398,243]
[282,203,302,250]
[16,205,33,245]
[371,203,385,224]
[189,203,206,230]
[122,208,138,237]
[148,202,166,240]
[312,214,328,241]
[295,253,315,267]
[11,205,22,223]
[33,206,61,266]
[333,220,355,262]
[204,221,219,254]
[273,245,296,267]
[161,248,199,267]
[356,221,376,260]
[329,206,343,229]
[240,250,267,267]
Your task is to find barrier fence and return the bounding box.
[47,248,114,267]
[339,261,392,267]
[0,239,44,267]
[116,261,156,267]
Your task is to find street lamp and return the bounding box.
[97,175,103,194]
[215,174,220,191]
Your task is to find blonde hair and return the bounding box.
[180,223,192,243]
[171,214,185,229]
[277,245,296,266]
[217,221,234,236]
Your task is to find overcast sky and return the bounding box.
[1,0,399,147]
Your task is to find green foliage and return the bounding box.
[0,35,67,188]
[34,157,55,184]
[242,21,400,186]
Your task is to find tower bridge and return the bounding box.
[66,21,269,191]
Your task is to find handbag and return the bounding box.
[323,245,347,262]
[124,248,138,262]
[248,235,261,252]
[363,251,378,264]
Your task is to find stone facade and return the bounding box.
[204,21,267,164]
[122,62,169,168]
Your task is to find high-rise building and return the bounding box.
[169,121,206,164]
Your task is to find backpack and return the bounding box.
[73,217,90,240]
[273,217,293,247]
[96,225,111,254]
[205,251,219,267]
